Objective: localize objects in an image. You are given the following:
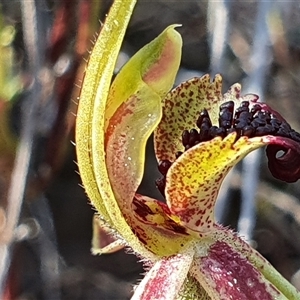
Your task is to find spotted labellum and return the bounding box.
[75,0,300,299]
[156,96,300,197]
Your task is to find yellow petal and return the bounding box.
[165,133,267,233]
[77,7,190,256]
[104,23,183,212]
[104,24,182,125]
[100,27,196,256]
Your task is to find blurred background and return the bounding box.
[0,0,300,299]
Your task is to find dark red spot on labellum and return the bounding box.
[132,197,155,220]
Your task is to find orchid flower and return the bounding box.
[75,0,300,299]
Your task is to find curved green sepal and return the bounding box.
[76,0,137,227]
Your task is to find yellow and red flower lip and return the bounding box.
[152,74,300,233]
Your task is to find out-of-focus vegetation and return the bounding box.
[0,1,300,299]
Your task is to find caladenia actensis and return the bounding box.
[75,0,300,299]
